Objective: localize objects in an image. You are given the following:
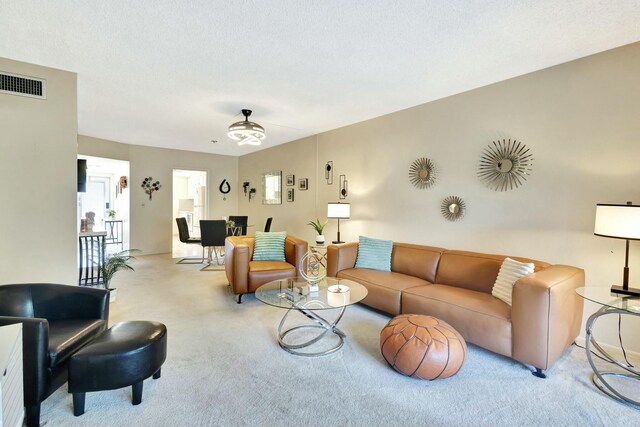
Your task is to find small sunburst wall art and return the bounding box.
[441,196,466,221]
[409,157,437,189]
[477,139,533,192]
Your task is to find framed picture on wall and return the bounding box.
[287,188,294,202]
[299,178,308,191]
[286,175,295,186]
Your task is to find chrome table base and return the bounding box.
[277,302,347,357]
[585,306,640,407]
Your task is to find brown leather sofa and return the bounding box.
[225,235,308,303]
[327,242,584,377]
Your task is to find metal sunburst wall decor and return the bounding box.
[409,157,437,189]
[478,139,533,192]
[441,196,466,221]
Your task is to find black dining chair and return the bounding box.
[200,220,227,270]
[175,217,204,264]
[228,216,248,236]
[264,217,273,232]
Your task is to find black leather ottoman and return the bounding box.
[68,321,167,416]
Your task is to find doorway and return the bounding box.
[77,155,130,253]
[172,169,207,257]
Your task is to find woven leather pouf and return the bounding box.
[380,314,467,380]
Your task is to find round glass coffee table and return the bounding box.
[576,287,640,407]
[256,277,367,357]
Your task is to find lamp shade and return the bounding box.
[594,203,640,240]
[328,202,350,219]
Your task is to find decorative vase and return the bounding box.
[316,235,325,245]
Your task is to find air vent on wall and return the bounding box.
[0,71,46,99]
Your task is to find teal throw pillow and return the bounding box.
[253,231,286,262]
[355,236,393,272]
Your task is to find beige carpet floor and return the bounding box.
[39,254,639,426]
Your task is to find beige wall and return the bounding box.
[78,135,238,254]
[0,58,78,284]
[239,42,640,350]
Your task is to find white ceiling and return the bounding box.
[1,1,639,157]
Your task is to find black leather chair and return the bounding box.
[0,283,109,427]
[176,217,204,264]
[264,217,273,232]
[200,220,227,270]
[228,216,248,236]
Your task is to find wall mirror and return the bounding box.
[262,171,282,205]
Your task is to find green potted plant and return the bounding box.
[100,248,140,302]
[307,219,328,245]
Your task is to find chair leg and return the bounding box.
[236,294,243,304]
[132,381,143,405]
[176,244,206,264]
[25,404,41,427]
[73,392,86,416]
[153,368,162,379]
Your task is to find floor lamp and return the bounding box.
[594,202,640,297]
[328,202,350,244]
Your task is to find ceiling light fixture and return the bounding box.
[228,109,266,146]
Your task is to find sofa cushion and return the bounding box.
[48,319,107,367]
[248,261,296,292]
[435,250,548,294]
[491,257,535,306]
[391,243,445,283]
[337,268,430,315]
[355,236,393,271]
[402,284,512,357]
[253,231,286,261]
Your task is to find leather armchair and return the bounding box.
[225,235,308,303]
[0,283,109,427]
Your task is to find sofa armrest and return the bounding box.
[511,265,585,370]
[285,235,308,275]
[225,237,251,295]
[327,243,358,277]
[0,316,49,405]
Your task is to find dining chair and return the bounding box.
[175,217,204,264]
[228,216,248,236]
[200,220,227,270]
[264,217,273,232]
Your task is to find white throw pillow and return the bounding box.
[491,257,535,306]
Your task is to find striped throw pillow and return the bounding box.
[252,231,286,261]
[354,236,393,272]
[491,257,535,306]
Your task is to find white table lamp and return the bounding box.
[327,202,350,244]
[594,202,640,297]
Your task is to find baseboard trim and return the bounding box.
[575,335,640,361]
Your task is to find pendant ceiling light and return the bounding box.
[228,109,266,146]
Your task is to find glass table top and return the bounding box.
[576,287,640,314]
[255,277,367,310]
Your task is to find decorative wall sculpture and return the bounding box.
[219,179,231,201]
[141,177,161,200]
[325,161,333,184]
[339,175,348,199]
[409,157,437,189]
[478,139,533,191]
[441,196,466,221]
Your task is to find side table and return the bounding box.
[576,287,640,407]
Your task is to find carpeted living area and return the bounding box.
[41,254,638,426]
